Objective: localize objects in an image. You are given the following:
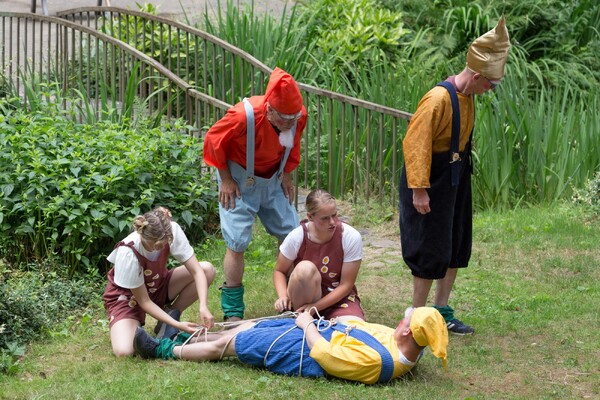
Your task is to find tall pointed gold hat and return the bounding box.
[466,16,511,80]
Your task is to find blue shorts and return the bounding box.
[219,161,299,252]
[235,319,334,377]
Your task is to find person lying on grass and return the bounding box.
[103,206,216,357]
[133,306,448,385]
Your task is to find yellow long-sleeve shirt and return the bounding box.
[309,319,416,384]
[403,85,475,188]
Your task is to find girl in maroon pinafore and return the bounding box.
[102,207,216,357]
[273,190,365,320]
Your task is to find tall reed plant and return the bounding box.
[199,0,599,209]
[8,0,594,210]
[201,0,314,79]
[474,61,599,209]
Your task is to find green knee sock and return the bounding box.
[220,284,245,319]
[155,338,177,360]
[433,305,455,323]
[173,332,191,345]
[155,333,192,360]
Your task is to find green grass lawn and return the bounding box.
[1,203,598,399]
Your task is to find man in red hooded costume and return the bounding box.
[203,67,307,321]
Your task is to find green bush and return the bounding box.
[303,0,410,68]
[0,342,25,376]
[0,101,218,275]
[572,170,600,217]
[378,0,600,91]
[0,269,100,351]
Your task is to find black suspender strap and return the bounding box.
[436,81,462,186]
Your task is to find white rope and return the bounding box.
[298,307,334,376]
[263,323,298,366]
[176,326,207,359]
[258,307,335,376]
[219,312,297,360]
[176,311,297,360]
[214,311,297,331]
[175,309,335,373]
[221,312,298,361]
[219,334,237,360]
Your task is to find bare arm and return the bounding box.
[183,255,215,329]
[280,172,294,205]
[295,311,321,348]
[273,252,294,312]
[131,285,200,334]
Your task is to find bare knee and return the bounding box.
[289,261,321,291]
[109,319,139,357]
[200,261,216,285]
[287,261,321,307]
[112,343,134,357]
[291,261,319,281]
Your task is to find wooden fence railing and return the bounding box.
[1,8,413,205]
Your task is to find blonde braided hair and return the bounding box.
[132,207,173,245]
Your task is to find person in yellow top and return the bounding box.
[400,17,511,335]
[132,306,448,385]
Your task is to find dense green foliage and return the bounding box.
[204,0,599,97]
[572,170,600,216]
[201,0,599,209]
[0,1,598,388]
[473,77,598,208]
[0,267,101,372]
[0,101,218,274]
[380,0,600,91]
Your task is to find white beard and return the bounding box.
[279,130,294,148]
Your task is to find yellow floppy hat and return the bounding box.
[410,307,449,369]
[466,16,511,81]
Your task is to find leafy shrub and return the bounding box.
[0,342,25,376]
[97,3,207,114]
[0,269,100,352]
[0,101,218,275]
[298,0,410,72]
[572,170,600,217]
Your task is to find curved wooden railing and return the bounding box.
[1,8,413,205]
[0,12,229,128]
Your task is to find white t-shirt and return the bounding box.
[106,221,194,289]
[279,222,362,262]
